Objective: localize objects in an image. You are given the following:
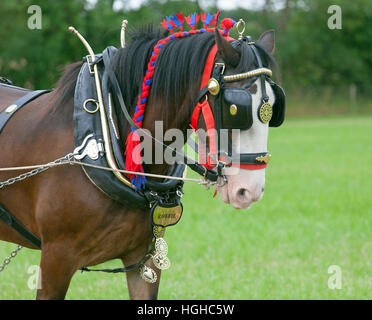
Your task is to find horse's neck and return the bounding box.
[137,92,196,176]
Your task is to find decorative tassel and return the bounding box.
[160,19,168,31]
[214,10,221,27]
[220,18,236,36]
[200,13,206,28]
[169,13,184,31]
[160,17,177,34]
[125,131,146,190]
[185,12,200,30]
[201,13,216,28]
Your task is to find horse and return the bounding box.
[0,20,281,299]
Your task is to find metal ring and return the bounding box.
[236,19,246,40]
[83,99,99,114]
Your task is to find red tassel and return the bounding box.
[125,131,143,178]
[213,186,218,197]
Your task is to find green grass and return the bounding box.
[1,115,371,299]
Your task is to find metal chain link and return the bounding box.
[0,153,75,272]
[0,246,22,272]
[0,153,75,189]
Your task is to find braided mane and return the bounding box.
[112,13,237,189]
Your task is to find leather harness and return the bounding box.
[0,35,285,273]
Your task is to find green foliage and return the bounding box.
[0,0,371,101]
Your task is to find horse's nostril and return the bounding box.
[261,187,265,192]
[238,188,247,197]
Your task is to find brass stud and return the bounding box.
[230,104,238,116]
[5,104,17,114]
[207,78,220,96]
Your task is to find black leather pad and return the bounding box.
[222,88,253,130]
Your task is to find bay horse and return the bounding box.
[0,23,278,299]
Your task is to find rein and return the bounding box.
[0,155,210,185]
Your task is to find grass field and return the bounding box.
[0,115,371,300]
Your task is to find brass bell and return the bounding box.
[208,78,220,96]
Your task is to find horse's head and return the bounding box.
[207,29,284,209]
[116,22,284,209]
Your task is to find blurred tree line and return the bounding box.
[0,0,371,113]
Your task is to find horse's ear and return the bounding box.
[214,29,240,68]
[257,30,275,54]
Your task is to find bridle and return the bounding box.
[109,39,274,186]
[103,22,285,189]
[190,36,278,183]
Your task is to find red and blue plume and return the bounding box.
[160,16,177,33]
[201,12,215,28]
[214,10,221,27]
[200,13,206,27]
[169,12,184,31]
[185,12,200,30]
[220,18,236,36]
[161,19,168,31]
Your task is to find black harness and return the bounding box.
[0,37,286,274]
[0,85,51,249]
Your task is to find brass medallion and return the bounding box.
[155,238,168,256]
[152,204,183,227]
[152,252,171,270]
[139,265,157,283]
[258,102,273,123]
[151,237,171,270]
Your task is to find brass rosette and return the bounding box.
[258,102,273,123]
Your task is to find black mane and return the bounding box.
[54,26,277,131]
[111,26,216,129]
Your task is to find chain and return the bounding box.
[0,153,75,189]
[0,246,23,272]
[0,153,74,272]
[0,153,211,186]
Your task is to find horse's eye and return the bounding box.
[248,83,257,94]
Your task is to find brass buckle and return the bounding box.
[86,55,95,75]
[214,62,226,74]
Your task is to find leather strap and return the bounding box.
[250,45,269,102]
[0,205,41,249]
[0,90,51,134]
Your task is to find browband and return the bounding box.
[223,67,272,82]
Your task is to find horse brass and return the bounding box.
[152,204,182,227]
